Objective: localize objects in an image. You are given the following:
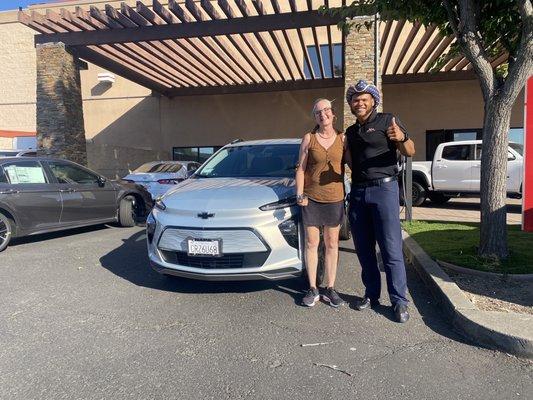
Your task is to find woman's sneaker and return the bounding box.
[321,287,345,308]
[302,288,320,307]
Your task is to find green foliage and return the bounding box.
[322,0,523,76]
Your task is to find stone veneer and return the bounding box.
[36,42,87,165]
[343,17,382,131]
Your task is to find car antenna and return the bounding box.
[229,138,243,144]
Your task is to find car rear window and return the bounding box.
[196,144,299,178]
[134,162,183,173]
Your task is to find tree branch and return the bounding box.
[500,0,533,102]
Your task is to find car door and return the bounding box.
[432,144,475,191]
[0,160,62,233]
[471,146,522,193]
[45,160,117,224]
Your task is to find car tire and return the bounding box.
[411,181,427,206]
[119,196,136,227]
[428,192,451,204]
[0,213,13,252]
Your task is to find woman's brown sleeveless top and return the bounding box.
[304,132,344,203]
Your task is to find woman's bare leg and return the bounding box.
[323,225,341,288]
[305,226,321,288]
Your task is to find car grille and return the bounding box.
[158,227,268,253]
[160,250,270,269]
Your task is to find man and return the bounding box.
[344,80,415,323]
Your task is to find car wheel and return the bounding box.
[411,181,427,206]
[119,196,136,227]
[428,192,451,204]
[0,213,13,252]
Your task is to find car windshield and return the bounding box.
[509,143,523,156]
[195,144,299,178]
[134,162,183,173]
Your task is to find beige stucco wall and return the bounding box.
[0,0,527,176]
[0,11,37,133]
[382,80,525,160]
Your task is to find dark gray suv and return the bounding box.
[0,157,152,251]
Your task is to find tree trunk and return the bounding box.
[479,96,512,259]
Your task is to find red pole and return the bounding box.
[523,76,533,231]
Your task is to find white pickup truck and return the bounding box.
[407,140,523,206]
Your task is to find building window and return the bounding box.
[172,146,221,163]
[303,44,342,79]
[425,128,522,161]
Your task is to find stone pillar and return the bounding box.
[343,16,381,131]
[36,42,87,165]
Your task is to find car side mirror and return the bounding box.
[97,176,106,187]
[186,170,195,178]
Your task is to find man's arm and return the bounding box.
[386,116,415,157]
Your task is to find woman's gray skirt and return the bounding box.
[301,198,344,227]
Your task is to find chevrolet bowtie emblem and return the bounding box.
[197,212,215,219]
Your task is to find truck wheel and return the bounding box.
[428,192,451,204]
[0,213,13,252]
[119,196,137,227]
[411,181,427,207]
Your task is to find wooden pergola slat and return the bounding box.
[380,20,393,53]
[424,36,455,73]
[391,21,421,75]
[306,0,325,79]
[92,5,197,87]
[382,20,406,74]
[412,33,445,74]
[135,1,226,86]
[288,0,314,79]
[402,24,437,74]
[185,0,274,81]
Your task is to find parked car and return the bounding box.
[405,140,523,206]
[0,157,153,251]
[0,149,37,157]
[122,160,201,199]
[146,139,350,282]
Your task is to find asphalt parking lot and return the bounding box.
[1,224,531,399]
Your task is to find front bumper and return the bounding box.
[147,207,303,281]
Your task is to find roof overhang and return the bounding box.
[18,1,507,97]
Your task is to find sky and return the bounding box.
[0,0,60,12]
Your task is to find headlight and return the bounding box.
[259,196,297,211]
[154,199,166,210]
[146,212,156,243]
[278,217,299,249]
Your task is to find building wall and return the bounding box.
[382,80,525,160]
[0,1,527,175]
[0,11,36,133]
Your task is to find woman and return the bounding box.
[295,98,345,307]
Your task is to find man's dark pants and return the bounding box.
[348,179,408,306]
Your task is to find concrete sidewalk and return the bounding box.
[400,198,522,224]
[402,230,533,358]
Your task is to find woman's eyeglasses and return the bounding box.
[314,107,332,117]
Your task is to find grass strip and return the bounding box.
[402,220,533,274]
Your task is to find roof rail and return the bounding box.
[229,138,243,145]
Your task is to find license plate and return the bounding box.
[187,238,222,257]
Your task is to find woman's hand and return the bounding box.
[297,194,308,206]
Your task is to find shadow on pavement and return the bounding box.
[9,224,110,246]
[99,230,306,302]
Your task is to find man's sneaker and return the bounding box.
[354,297,380,311]
[321,287,345,308]
[302,288,320,307]
[393,303,410,323]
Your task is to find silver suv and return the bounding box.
[147,139,306,281]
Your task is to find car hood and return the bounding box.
[161,177,295,211]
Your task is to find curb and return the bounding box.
[402,230,533,359]
[436,260,533,282]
